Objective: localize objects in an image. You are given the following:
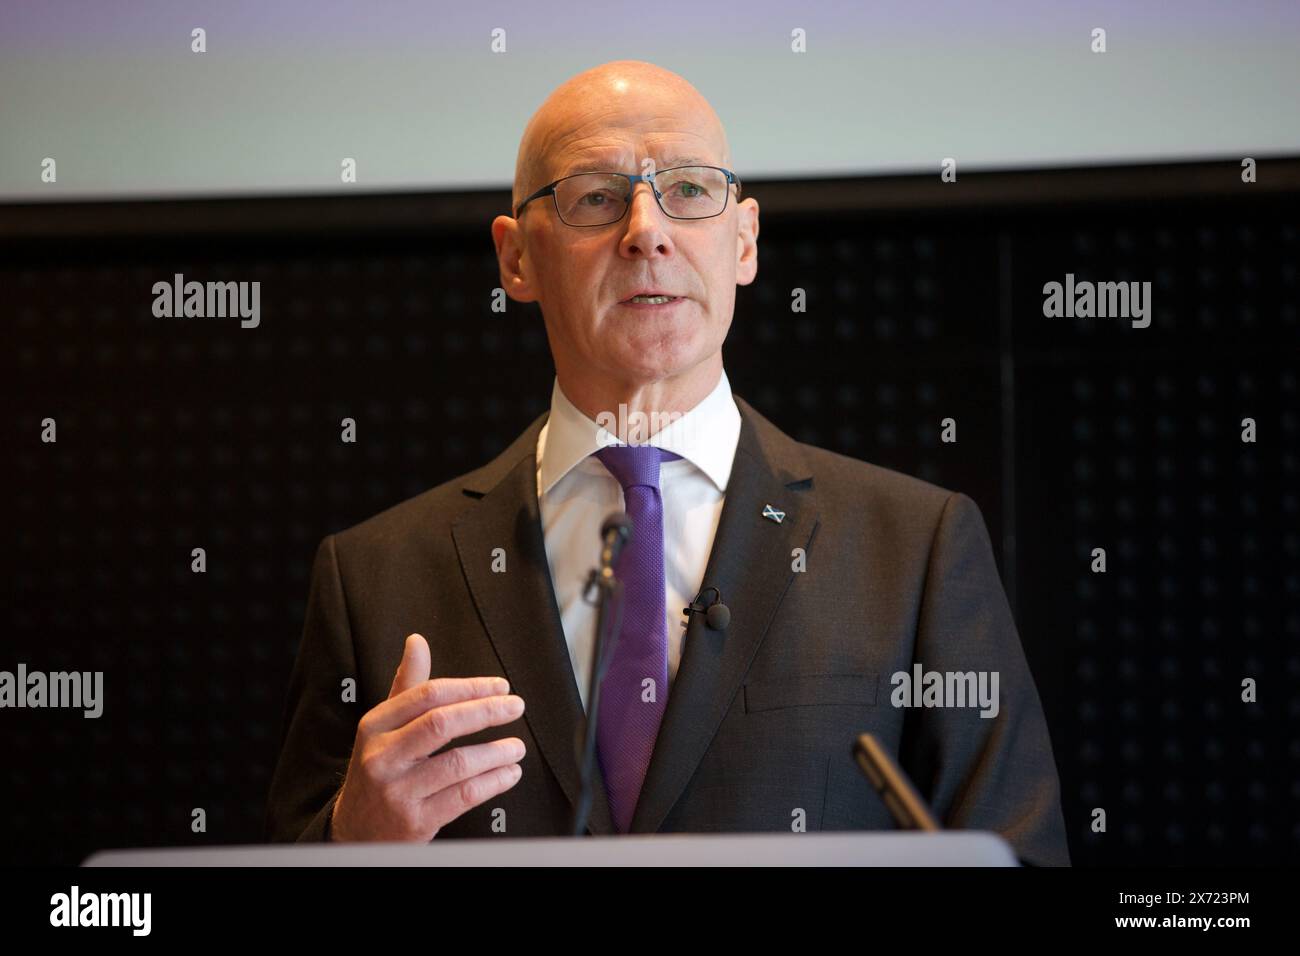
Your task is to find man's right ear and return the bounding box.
[491,215,539,304]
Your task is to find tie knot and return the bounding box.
[594,445,682,491]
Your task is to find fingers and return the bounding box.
[420,761,525,834]
[336,639,526,842]
[388,692,525,764]
[411,737,526,801]
[366,675,509,737]
[388,633,433,699]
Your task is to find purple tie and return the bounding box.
[593,444,683,833]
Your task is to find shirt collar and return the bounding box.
[537,367,741,497]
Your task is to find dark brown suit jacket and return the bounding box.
[265,393,1071,865]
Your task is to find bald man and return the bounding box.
[265,60,1071,866]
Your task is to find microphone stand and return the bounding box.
[569,526,628,836]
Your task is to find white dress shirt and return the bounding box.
[536,367,742,714]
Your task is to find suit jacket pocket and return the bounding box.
[743,673,878,713]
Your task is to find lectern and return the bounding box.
[84,831,1018,866]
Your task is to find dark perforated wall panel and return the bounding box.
[4,188,1296,865]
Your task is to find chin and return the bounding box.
[614,335,703,376]
[616,358,713,391]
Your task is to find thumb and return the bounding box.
[388,632,432,699]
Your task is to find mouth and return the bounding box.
[619,292,686,308]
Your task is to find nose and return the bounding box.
[619,181,673,258]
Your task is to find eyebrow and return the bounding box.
[556,155,712,178]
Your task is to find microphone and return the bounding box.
[582,513,634,607]
[852,732,941,832]
[600,512,633,565]
[683,586,730,631]
[571,511,634,836]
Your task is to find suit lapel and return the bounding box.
[451,393,819,838]
[629,395,819,833]
[451,412,617,835]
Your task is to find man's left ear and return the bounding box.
[735,198,760,286]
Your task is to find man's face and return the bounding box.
[493,77,759,395]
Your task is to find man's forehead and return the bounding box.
[554,149,717,176]
[514,62,730,201]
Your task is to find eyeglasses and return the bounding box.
[514,165,741,226]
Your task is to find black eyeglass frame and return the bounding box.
[513,165,742,225]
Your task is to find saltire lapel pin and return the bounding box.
[761,504,786,524]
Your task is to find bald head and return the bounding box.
[512,60,731,213]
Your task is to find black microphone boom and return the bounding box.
[571,511,634,837]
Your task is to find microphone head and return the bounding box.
[705,602,730,631]
[601,512,633,543]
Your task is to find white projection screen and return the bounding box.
[1,0,1298,201]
